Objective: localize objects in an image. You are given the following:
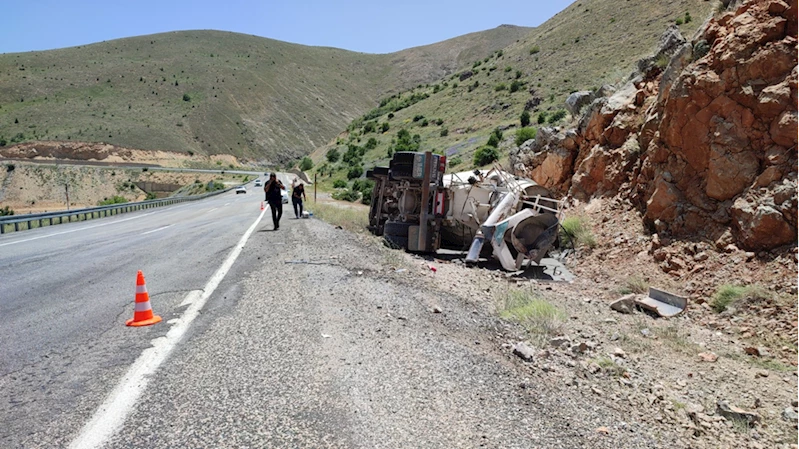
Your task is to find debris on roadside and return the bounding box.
[716,400,761,426]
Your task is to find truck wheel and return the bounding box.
[384,234,409,250]
[383,221,412,250]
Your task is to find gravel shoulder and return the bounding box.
[107,214,674,448]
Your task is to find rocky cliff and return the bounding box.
[511,0,797,252]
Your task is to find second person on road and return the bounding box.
[264,173,285,230]
[292,181,306,219]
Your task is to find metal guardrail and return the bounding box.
[0,187,233,234]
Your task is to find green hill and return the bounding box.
[309,0,717,180]
[0,26,529,165]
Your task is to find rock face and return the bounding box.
[510,0,797,251]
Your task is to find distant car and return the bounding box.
[235,186,247,194]
[254,179,262,187]
[281,189,289,204]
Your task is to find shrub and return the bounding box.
[413,114,425,122]
[182,93,191,101]
[363,121,376,133]
[440,128,449,137]
[0,205,14,216]
[365,137,378,150]
[326,148,340,163]
[473,146,499,166]
[515,127,537,146]
[510,80,523,93]
[0,137,6,146]
[449,156,462,166]
[333,179,347,188]
[504,66,513,73]
[520,110,531,127]
[500,291,564,342]
[299,156,313,171]
[420,119,429,127]
[515,70,522,79]
[559,216,596,248]
[711,285,769,313]
[529,46,540,55]
[495,83,507,92]
[98,195,128,206]
[387,113,394,120]
[547,109,567,124]
[380,122,390,132]
[6,163,14,172]
[452,82,458,89]
[353,179,375,204]
[487,134,500,148]
[14,118,18,124]
[537,112,547,124]
[435,118,444,126]
[684,12,692,23]
[205,181,224,192]
[332,188,360,202]
[675,18,684,25]
[347,165,364,179]
[619,276,648,295]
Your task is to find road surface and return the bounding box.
[1,185,660,448]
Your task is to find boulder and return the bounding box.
[731,198,796,250]
[566,91,595,117]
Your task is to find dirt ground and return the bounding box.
[0,161,248,213]
[388,197,797,449]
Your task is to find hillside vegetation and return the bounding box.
[310,0,717,184]
[0,27,529,165]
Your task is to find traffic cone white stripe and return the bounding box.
[136,285,147,294]
[134,302,152,312]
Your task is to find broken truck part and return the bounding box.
[366,151,563,271]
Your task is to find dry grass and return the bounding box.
[308,200,368,233]
[500,289,565,345]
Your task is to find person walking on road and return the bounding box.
[292,181,307,218]
[264,173,285,230]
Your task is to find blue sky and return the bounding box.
[2,0,574,54]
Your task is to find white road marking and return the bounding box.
[68,207,267,449]
[224,202,231,206]
[207,208,218,213]
[0,213,155,248]
[140,224,172,235]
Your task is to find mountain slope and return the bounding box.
[309,0,717,176]
[0,27,529,165]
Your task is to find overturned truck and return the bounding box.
[366,151,563,271]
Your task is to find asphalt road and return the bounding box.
[2,178,661,448]
[0,182,271,448]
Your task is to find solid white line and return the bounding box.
[140,224,172,235]
[207,208,218,213]
[68,207,267,449]
[0,212,156,248]
[224,202,231,206]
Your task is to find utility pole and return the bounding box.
[314,172,317,203]
[65,185,70,211]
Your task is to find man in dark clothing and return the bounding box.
[292,182,307,218]
[263,173,285,229]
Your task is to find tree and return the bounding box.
[520,110,531,127]
[473,146,499,166]
[299,156,313,171]
[515,127,538,146]
[326,148,340,163]
[347,165,363,179]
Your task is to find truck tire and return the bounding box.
[383,221,412,250]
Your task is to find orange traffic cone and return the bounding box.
[260,201,265,211]
[126,270,162,327]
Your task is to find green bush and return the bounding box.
[711,285,769,313]
[205,181,225,192]
[363,121,376,133]
[332,188,360,202]
[495,83,507,92]
[435,118,444,126]
[515,70,522,79]
[333,179,347,188]
[515,127,537,146]
[559,216,596,248]
[353,179,375,204]
[547,109,567,124]
[413,114,425,122]
[98,196,128,206]
[326,148,340,163]
[537,112,547,124]
[420,119,429,127]
[510,80,523,93]
[365,137,378,150]
[300,156,313,171]
[380,122,390,133]
[182,93,191,102]
[529,46,540,55]
[347,165,364,179]
[520,110,531,127]
[440,128,449,137]
[0,205,14,216]
[504,66,513,73]
[675,18,684,25]
[449,156,462,166]
[473,146,499,166]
